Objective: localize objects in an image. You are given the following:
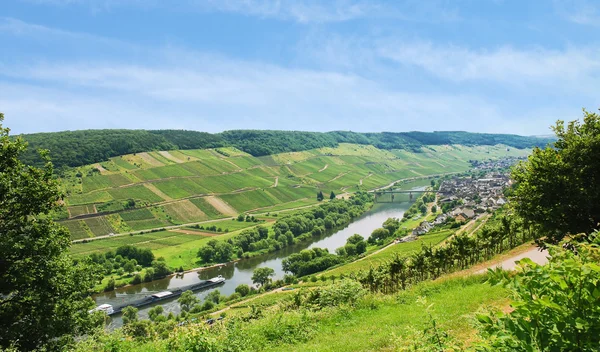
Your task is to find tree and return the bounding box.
[143,267,155,282]
[206,289,221,304]
[512,110,600,243]
[178,290,199,312]
[0,114,102,351]
[123,260,136,275]
[151,260,172,279]
[148,305,164,322]
[347,234,365,245]
[317,191,324,201]
[382,218,400,234]
[330,191,336,200]
[235,284,250,297]
[122,306,138,325]
[368,228,390,243]
[252,267,275,288]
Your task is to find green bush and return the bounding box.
[477,237,600,351]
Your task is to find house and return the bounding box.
[461,208,475,219]
[433,214,447,225]
[412,221,433,236]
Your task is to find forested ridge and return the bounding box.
[17,128,554,168]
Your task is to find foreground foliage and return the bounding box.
[478,235,600,352]
[0,114,102,351]
[512,110,600,243]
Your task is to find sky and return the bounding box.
[1,0,599,136]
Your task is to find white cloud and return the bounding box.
[554,0,600,26]
[379,42,600,84]
[302,34,600,97]
[0,54,561,136]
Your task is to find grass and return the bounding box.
[84,216,115,237]
[70,230,201,257]
[119,208,155,221]
[68,204,95,217]
[220,189,280,213]
[81,174,131,193]
[263,275,508,352]
[189,197,226,219]
[62,220,92,240]
[326,230,454,276]
[160,200,209,223]
[187,218,266,232]
[107,185,165,203]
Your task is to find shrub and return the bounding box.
[478,238,600,351]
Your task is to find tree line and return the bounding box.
[356,212,532,294]
[18,128,554,168]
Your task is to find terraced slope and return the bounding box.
[59,144,529,239]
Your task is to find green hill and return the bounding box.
[18,129,553,168]
[59,143,529,241]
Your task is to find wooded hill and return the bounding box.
[17,129,554,168]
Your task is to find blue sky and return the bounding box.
[1,0,599,135]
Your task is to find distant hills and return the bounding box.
[16,129,555,168]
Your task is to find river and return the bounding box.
[95,200,413,326]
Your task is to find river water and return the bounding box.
[95,200,412,326]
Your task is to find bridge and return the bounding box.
[373,189,446,203]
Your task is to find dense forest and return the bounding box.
[17,128,554,168]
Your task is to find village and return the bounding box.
[408,168,512,238]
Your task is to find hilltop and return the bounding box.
[17,129,553,168]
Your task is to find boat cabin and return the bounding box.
[152,291,173,299]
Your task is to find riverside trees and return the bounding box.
[0,114,102,350]
[195,192,373,265]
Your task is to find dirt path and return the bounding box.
[359,173,373,186]
[272,176,279,188]
[476,247,549,273]
[221,158,243,172]
[169,228,219,236]
[158,151,184,163]
[318,164,329,172]
[328,172,349,183]
[143,183,173,201]
[204,196,238,216]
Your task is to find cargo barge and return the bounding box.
[90,275,225,316]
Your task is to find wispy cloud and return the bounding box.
[20,0,461,23]
[554,0,600,26]
[377,42,600,86]
[0,17,589,136]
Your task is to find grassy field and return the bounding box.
[263,275,508,351]
[326,230,454,276]
[98,273,508,351]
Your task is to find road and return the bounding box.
[477,247,549,274]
